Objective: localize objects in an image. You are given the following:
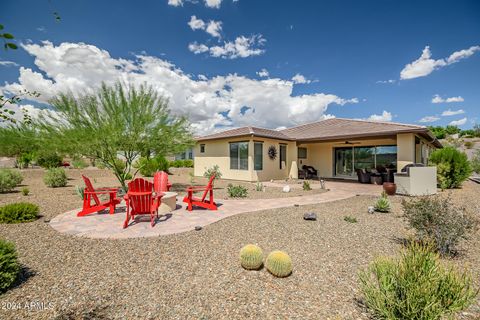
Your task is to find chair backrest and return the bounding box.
[153,171,169,193]
[128,178,154,214]
[200,174,216,202]
[82,175,101,205]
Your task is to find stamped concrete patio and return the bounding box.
[49,181,381,239]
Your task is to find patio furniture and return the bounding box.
[356,169,371,184]
[370,173,383,185]
[77,175,120,217]
[123,178,162,228]
[183,174,217,211]
[153,171,172,193]
[158,191,178,214]
[394,165,437,196]
[302,165,318,179]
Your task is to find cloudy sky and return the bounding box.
[0,0,479,133]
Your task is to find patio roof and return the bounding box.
[196,118,442,147]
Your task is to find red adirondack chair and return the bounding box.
[183,174,217,211]
[77,175,120,217]
[123,178,162,228]
[153,171,172,193]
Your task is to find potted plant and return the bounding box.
[383,182,396,196]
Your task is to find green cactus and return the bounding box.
[266,250,292,277]
[374,196,391,213]
[239,244,263,270]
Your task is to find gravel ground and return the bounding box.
[0,169,479,319]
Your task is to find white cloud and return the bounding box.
[291,73,311,84]
[376,79,396,84]
[168,0,183,6]
[366,110,393,122]
[431,94,464,103]
[441,109,465,116]
[205,20,222,38]
[0,60,19,67]
[188,16,205,30]
[400,45,480,80]
[256,68,269,77]
[205,0,222,8]
[419,115,440,123]
[449,117,467,126]
[2,41,358,134]
[36,26,46,33]
[189,35,266,59]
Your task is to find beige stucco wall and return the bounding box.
[397,133,416,170]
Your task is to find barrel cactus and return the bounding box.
[239,244,263,270]
[266,250,292,277]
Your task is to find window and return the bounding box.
[354,147,375,171]
[188,149,193,159]
[230,142,249,170]
[298,147,307,159]
[254,142,263,170]
[279,144,287,169]
[375,146,397,168]
[200,144,205,153]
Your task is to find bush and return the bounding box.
[429,147,471,189]
[402,195,477,255]
[36,151,63,168]
[43,168,68,188]
[0,202,39,223]
[72,158,88,169]
[464,141,474,149]
[265,250,293,278]
[75,185,85,200]
[471,150,480,174]
[0,239,20,292]
[302,180,311,191]
[227,184,248,198]
[16,152,34,169]
[183,159,194,168]
[170,159,194,168]
[239,244,263,270]
[135,155,169,177]
[359,241,477,320]
[21,187,29,196]
[344,215,357,223]
[374,193,390,213]
[0,169,23,193]
[255,181,263,191]
[204,165,222,180]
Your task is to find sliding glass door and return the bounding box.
[335,147,353,176]
[334,146,397,177]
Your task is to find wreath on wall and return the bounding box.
[268,145,277,160]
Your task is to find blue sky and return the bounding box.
[1,0,479,133]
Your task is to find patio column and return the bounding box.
[397,133,415,170]
[288,142,298,179]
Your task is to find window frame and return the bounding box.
[200,144,205,153]
[254,141,263,171]
[298,147,307,159]
[229,141,249,171]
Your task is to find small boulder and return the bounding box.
[195,226,202,231]
[303,212,317,221]
[367,206,375,214]
[282,185,291,193]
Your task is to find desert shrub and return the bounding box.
[359,241,477,320]
[0,169,23,193]
[374,192,390,213]
[429,147,471,189]
[227,184,248,198]
[21,187,29,196]
[0,239,20,292]
[16,152,34,169]
[471,150,480,174]
[402,195,477,255]
[72,158,88,169]
[265,250,293,278]
[255,181,263,191]
[239,244,263,270]
[135,155,169,177]
[75,185,85,200]
[204,165,222,180]
[170,159,194,168]
[43,168,68,188]
[169,160,181,168]
[183,159,194,168]
[36,151,62,168]
[464,141,474,149]
[344,215,357,223]
[0,202,39,223]
[302,180,311,191]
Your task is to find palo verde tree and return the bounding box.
[35,82,194,191]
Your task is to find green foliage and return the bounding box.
[464,141,473,149]
[302,180,311,191]
[0,24,18,50]
[134,155,170,177]
[21,187,29,196]
[170,159,194,168]
[471,150,480,174]
[344,215,357,223]
[203,164,222,179]
[255,181,263,191]
[429,147,471,189]
[359,241,477,320]
[227,184,248,198]
[0,239,20,292]
[402,195,477,255]
[75,185,85,200]
[428,126,446,139]
[34,83,194,192]
[72,157,88,169]
[0,169,23,193]
[265,250,293,278]
[36,151,63,168]
[0,202,39,224]
[239,244,263,270]
[43,168,67,188]
[0,124,39,157]
[374,193,391,213]
[445,125,461,135]
[16,152,34,169]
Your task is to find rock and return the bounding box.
[282,185,291,193]
[367,206,375,214]
[194,226,202,231]
[303,212,317,221]
[294,204,299,207]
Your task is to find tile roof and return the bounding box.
[196,126,294,141]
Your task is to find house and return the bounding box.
[193,118,442,182]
